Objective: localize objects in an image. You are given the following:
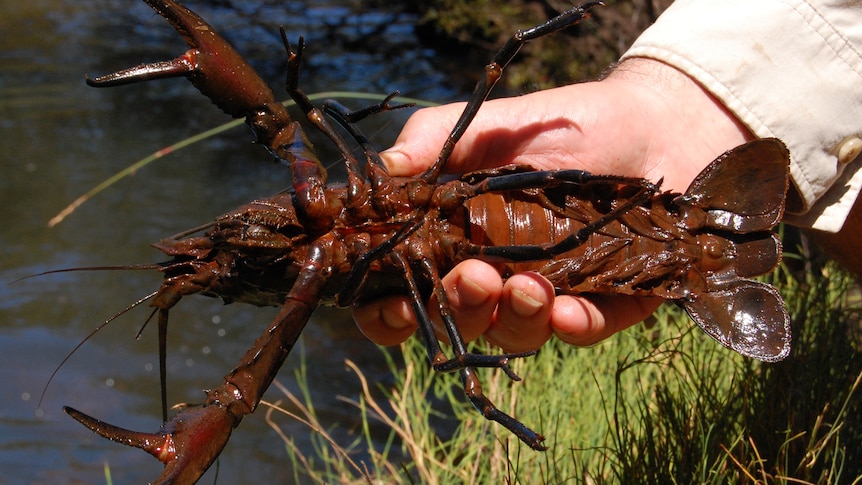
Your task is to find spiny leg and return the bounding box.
[280,31,370,202]
[458,366,546,450]
[390,251,546,450]
[323,95,416,191]
[389,251,446,365]
[421,2,603,182]
[326,92,414,124]
[334,216,426,307]
[133,301,176,425]
[467,168,659,194]
[157,309,169,423]
[131,307,172,424]
[390,250,530,374]
[421,257,542,450]
[281,32,355,164]
[323,94,413,165]
[419,257,535,379]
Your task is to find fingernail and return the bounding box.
[379,144,406,172]
[458,276,491,307]
[510,289,543,317]
[381,305,413,331]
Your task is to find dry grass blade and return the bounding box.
[261,378,372,484]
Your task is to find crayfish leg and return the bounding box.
[461,367,547,451]
[322,94,416,191]
[158,309,170,423]
[390,250,547,449]
[422,2,603,181]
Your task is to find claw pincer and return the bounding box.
[66,404,234,484]
[87,0,277,120]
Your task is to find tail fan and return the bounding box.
[682,279,790,362]
[678,138,789,233]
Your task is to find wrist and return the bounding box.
[602,57,754,191]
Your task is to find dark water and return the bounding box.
[0,1,470,482]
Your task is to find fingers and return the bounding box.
[483,273,554,352]
[352,259,504,347]
[353,258,661,352]
[550,294,663,346]
[430,259,503,343]
[353,260,557,353]
[351,295,416,346]
[433,268,556,353]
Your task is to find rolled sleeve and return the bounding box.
[621,0,862,232]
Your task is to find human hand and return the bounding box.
[352,58,754,352]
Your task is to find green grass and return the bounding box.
[264,249,861,484]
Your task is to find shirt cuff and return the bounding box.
[621,0,862,232]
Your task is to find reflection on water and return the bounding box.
[0,1,466,482]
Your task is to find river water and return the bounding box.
[0,1,477,482]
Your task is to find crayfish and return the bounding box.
[60,1,791,483]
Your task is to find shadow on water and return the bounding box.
[0,1,474,482]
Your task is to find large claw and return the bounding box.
[62,262,325,483]
[65,404,236,485]
[86,0,279,119]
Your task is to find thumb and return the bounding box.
[379,102,468,176]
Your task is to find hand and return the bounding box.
[352,58,754,352]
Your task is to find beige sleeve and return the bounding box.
[621,0,862,232]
